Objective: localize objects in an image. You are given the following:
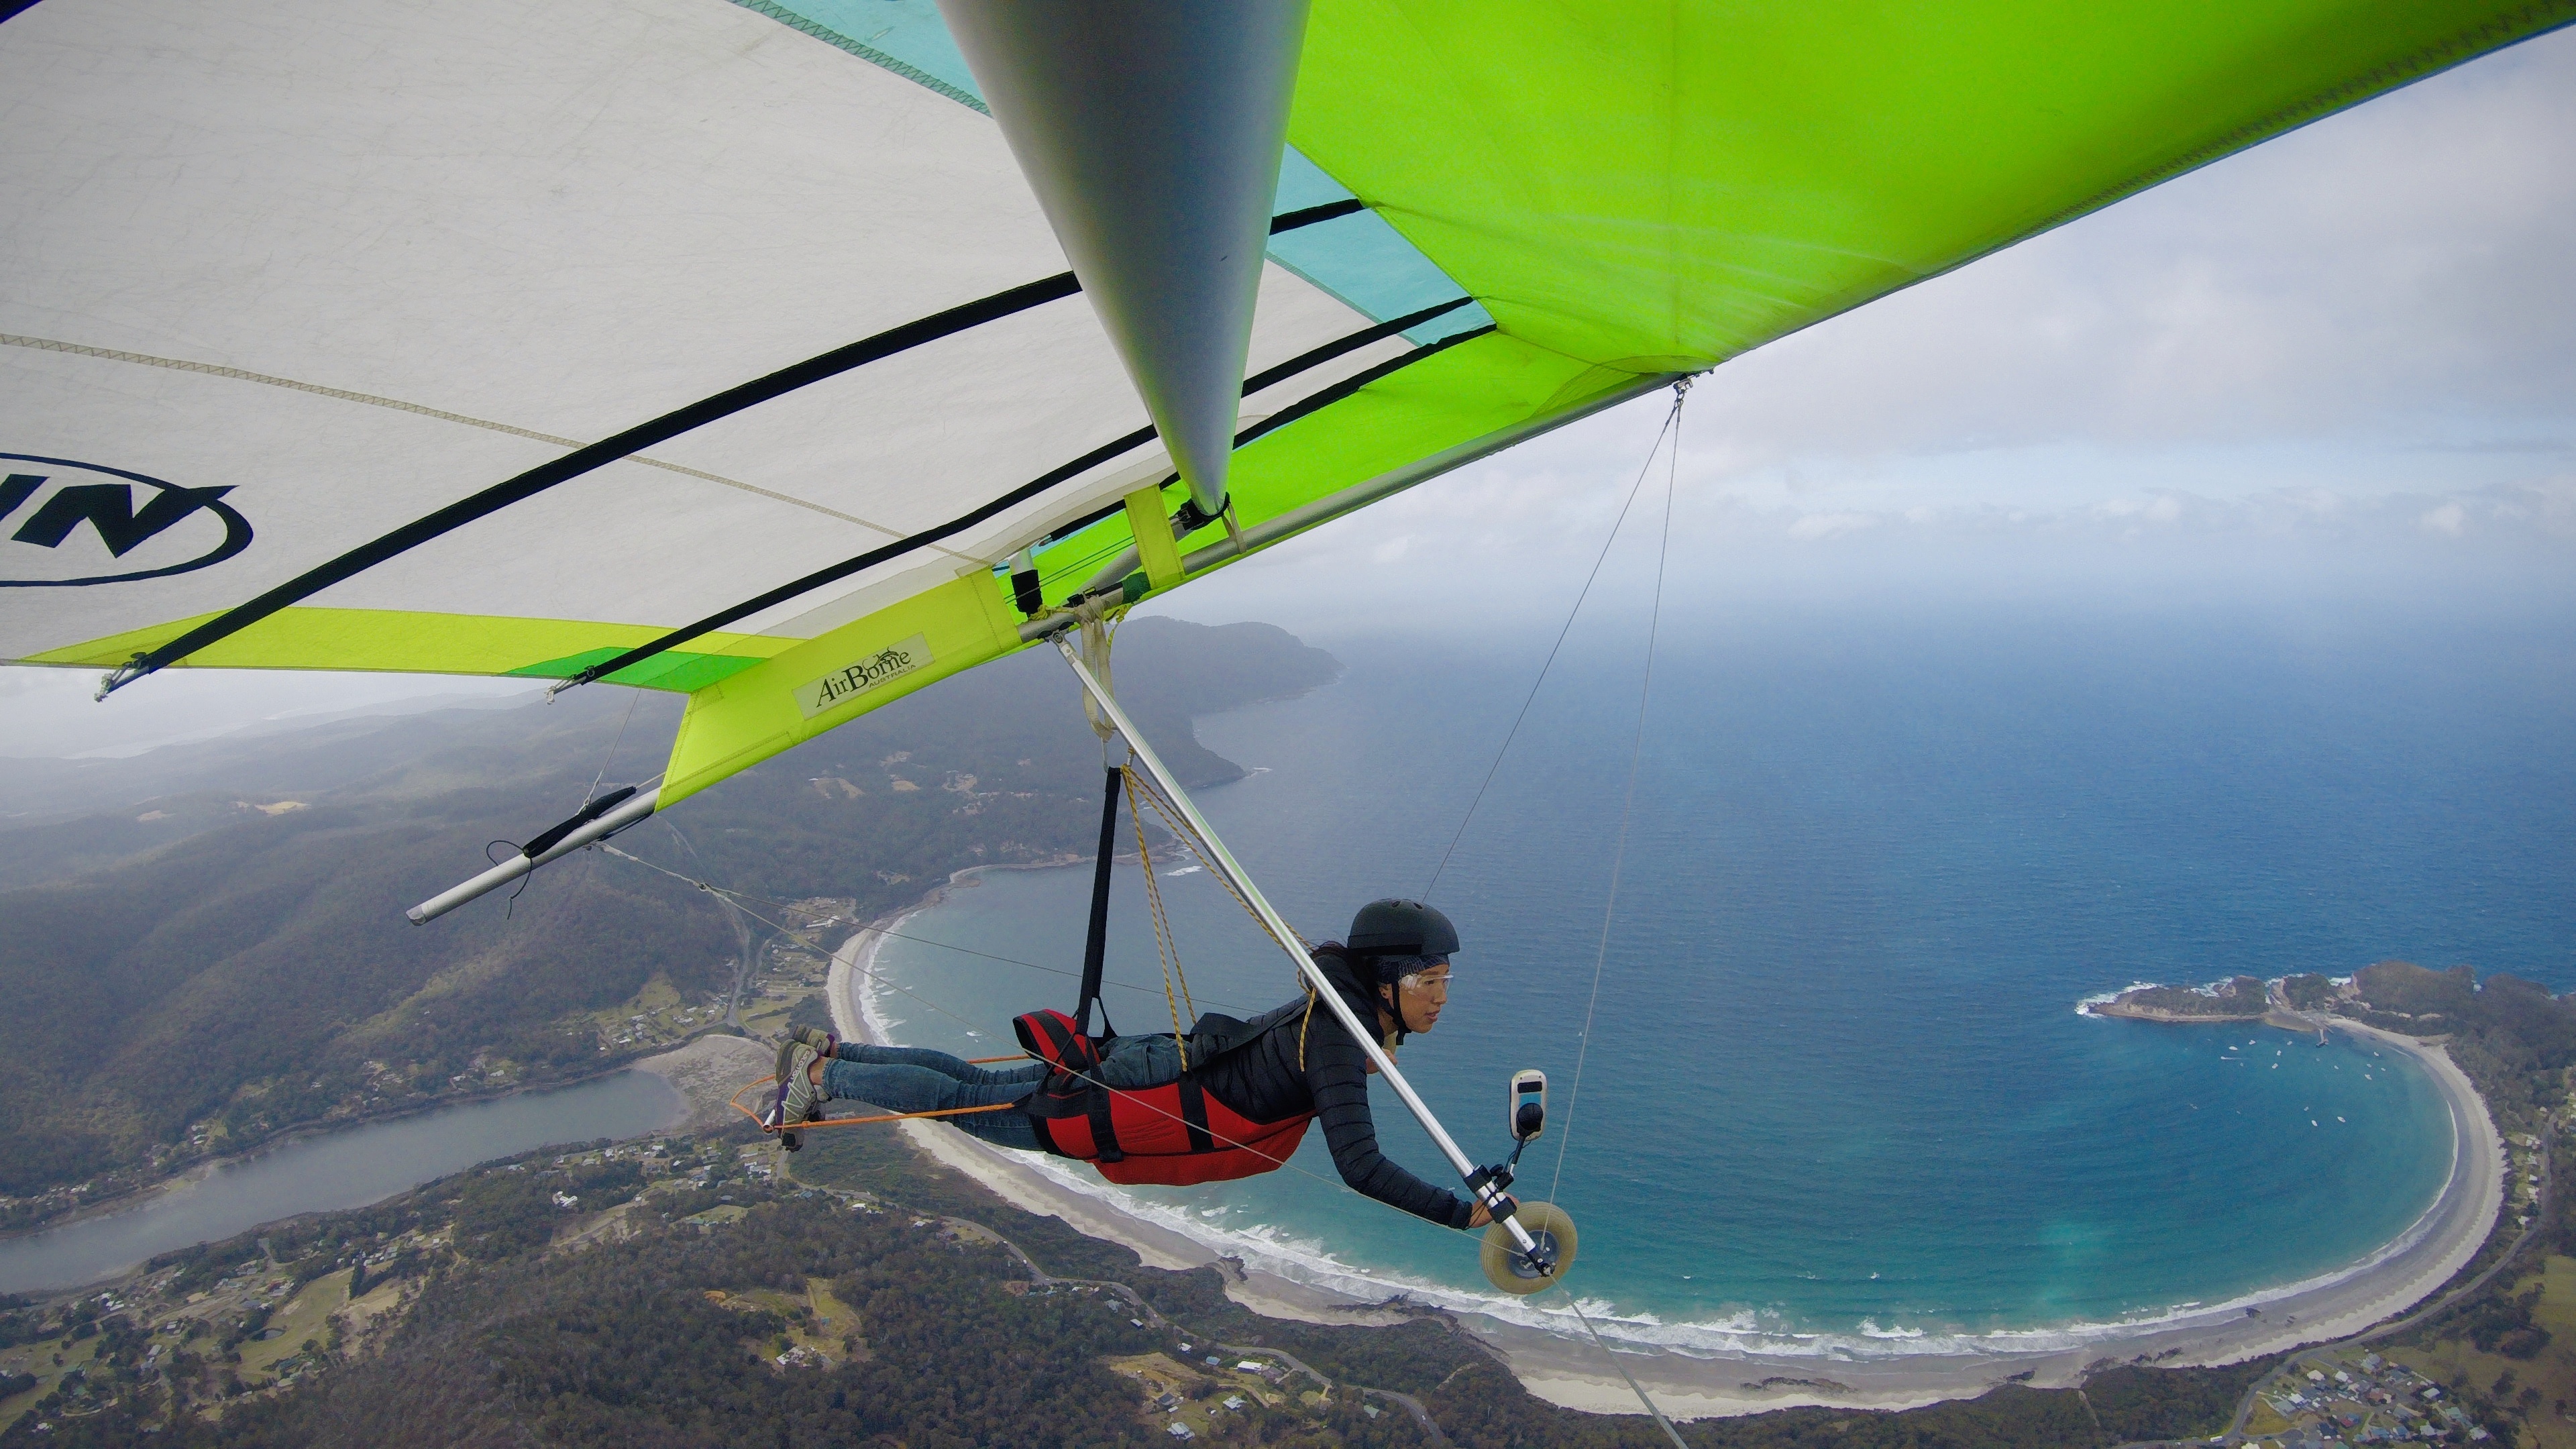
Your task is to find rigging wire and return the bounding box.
[600,818,1680,1395]
[1570,1301,1691,1449]
[591,708,1686,1407]
[1535,382,1692,1442]
[598,842,1052,1048]
[597,830,1487,1237]
[593,840,1253,1014]
[1421,392,1684,898]
[582,686,643,807]
[1548,380,1685,1208]
[1122,761,1310,961]
[596,841,1407,1214]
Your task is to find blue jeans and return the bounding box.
[818,1037,1183,1151]
[820,1044,1045,1150]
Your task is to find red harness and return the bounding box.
[1012,1009,1312,1187]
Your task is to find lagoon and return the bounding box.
[0,1069,681,1293]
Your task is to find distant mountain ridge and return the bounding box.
[0,618,1339,1222]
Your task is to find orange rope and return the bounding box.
[728,1075,1024,1134]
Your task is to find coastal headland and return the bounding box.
[828,904,2508,1421]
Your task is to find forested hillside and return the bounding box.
[2,1116,2279,1449]
[2341,961,2576,1136]
[0,619,1338,1220]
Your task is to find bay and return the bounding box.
[861,600,2574,1355]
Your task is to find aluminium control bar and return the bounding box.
[405,787,660,923]
[1053,635,1540,1256]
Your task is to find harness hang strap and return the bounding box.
[1075,762,1122,1036]
[1177,1077,1216,1155]
[1087,1089,1126,1163]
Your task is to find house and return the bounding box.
[1166,1421,1194,1440]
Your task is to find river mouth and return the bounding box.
[0,1069,683,1294]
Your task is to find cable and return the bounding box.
[598,841,1474,1245]
[1423,392,1684,898]
[592,839,1255,1014]
[582,688,643,806]
[1550,388,1693,1449]
[1549,382,1685,1207]
[596,800,1623,1367]
[1569,1300,1690,1449]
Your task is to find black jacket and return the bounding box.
[1185,944,1472,1228]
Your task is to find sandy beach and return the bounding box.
[824,888,2504,1417]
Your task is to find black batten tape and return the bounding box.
[561,309,1491,688]
[117,195,1425,691]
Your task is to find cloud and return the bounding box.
[1152,37,2576,637]
[1607,28,2576,510]
[2096,494,2186,525]
[1787,511,1881,541]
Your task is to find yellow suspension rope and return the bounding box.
[1121,765,1195,1068]
[1118,765,1328,1069]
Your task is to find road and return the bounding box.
[2192,1118,2551,1448]
[961,1214,1451,1444]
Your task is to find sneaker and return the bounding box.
[791,1025,839,1058]
[769,1039,824,1131]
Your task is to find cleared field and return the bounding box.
[2389,1255,2576,1449]
[239,1271,352,1380]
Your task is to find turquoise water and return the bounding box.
[862,602,2574,1356]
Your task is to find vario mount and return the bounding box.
[1474,1069,1578,1295]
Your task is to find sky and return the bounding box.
[5,25,2571,757]
[1178,23,2576,637]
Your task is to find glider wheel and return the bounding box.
[1481,1200,1576,1295]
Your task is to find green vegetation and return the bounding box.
[30,633,2564,1447]
[0,619,1337,1224]
[2108,974,2269,1018]
[3,1116,2295,1449]
[2347,961,2576,1139]
[2084,958,2576,1447]
[2282,972,2338,1010]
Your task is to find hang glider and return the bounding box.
[6,0,2561,1335]
[5,0,2562,811]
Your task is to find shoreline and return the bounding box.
[0,1052,700,1248]
[826,883,2506,1419]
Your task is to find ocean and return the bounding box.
[859,596,2576,1358]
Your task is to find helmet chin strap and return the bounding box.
[1378,987,1418,1044]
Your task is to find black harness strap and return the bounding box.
[1085,1091,1125,1163]
[1075,763,1122,1036]
[1177,1077,1216,1156]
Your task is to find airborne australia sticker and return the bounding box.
[795,634,931,718]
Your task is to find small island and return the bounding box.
[2084,968,2373,1028]
[2087,974,2275,1022]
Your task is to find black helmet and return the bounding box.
[1346,898,1460,959]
